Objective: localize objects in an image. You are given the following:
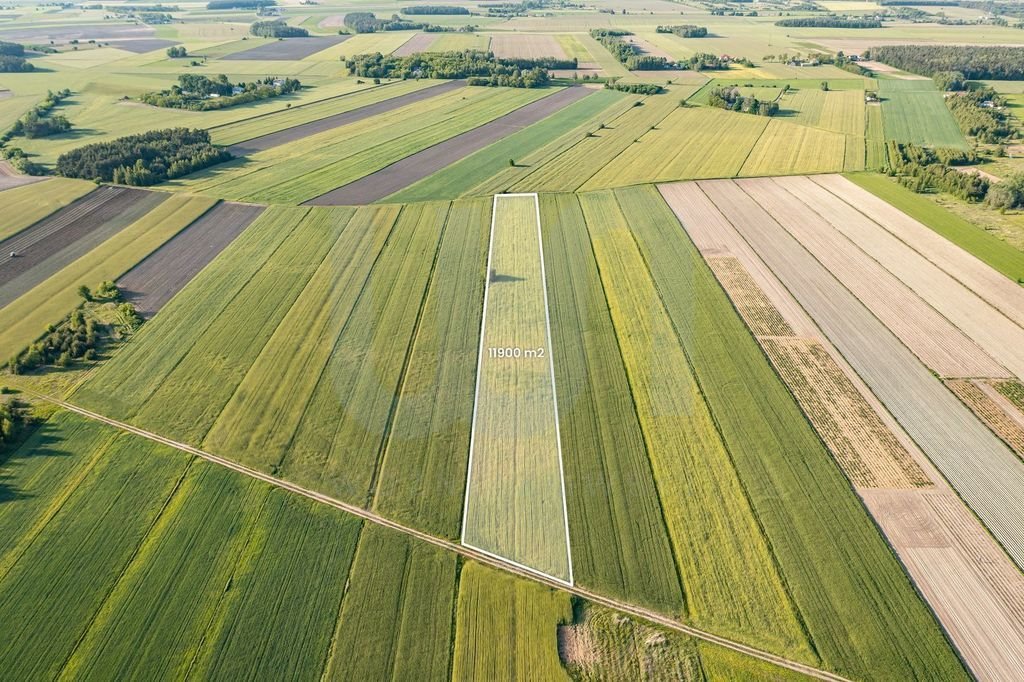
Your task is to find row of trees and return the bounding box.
[55,128,232,186]
[605,81,664,94]
[775,16,881,28]
[4,89,72,141]
[401,5,470,14]
[345,50,572,85]
[344,12,432,32]
[207,0,273,8]
[886,141,990,201]
[866,45,1024,80]
[655,25,708,38]
[708,86,780,116]
[250,20,308,37]
[140,74,300,110]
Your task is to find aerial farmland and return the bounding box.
[2,0,1024,679]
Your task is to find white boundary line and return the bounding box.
[460,192,575,587]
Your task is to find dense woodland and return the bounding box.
[343,12,439,32]
[708,86,779,115]
[946,88,1015,144]
[0,41,32,72]
[775,16,882,28]
[885,141,992,202]
[140,74,301,110]
[401,5,470,14]
[55,128,231,185]
[656,24,708,37]
[207,0,273,8]
[250,20,308,37]
[867,45,1024,79]
[345,50,570,86]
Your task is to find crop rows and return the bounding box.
[879,78,966,149]
[739,119,849,176]
[705,256,795,337]
[0,178,93,242]
[947,380,1024,457]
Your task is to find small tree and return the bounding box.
[77,284,92,302]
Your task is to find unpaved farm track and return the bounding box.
[0,186,167,307]
[226,80,465,155]
[305,86,594,205]
[118,202,265,317]
[31,391,848,682]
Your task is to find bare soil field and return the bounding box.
[221,35,349,61]
[305,86,594,205]
[692,178,1024,571]
[706,256,794,337]
[812,174,1024,330]
[623,35,674,62]
[118,202,265,317]
[738,177,1008,379]
[0,23,152,42]
[947,380,1024,457]
[103,39,180,54]
[777,176,1024,381]
[490,34,569,60]
[762,337,930,489]
[227,80,464,155]
[0,161,45,192]
[317,15,345,28]
[0,187,166,307]
[393,33,437,57]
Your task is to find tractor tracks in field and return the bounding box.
[28,391,850,682]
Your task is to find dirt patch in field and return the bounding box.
[306,86,594,205]
[956,165,1001,183]
[318,15,346,28]
[119,202,265,317]
[947,380,1024,457]
[490,34,568,60]
[762,337,930,488]
[0,187,166,307]
[221,34,349,61]
[393,32,436,57]
[706,256,794,337]
[0,161,45,192]
[228,80,464,155]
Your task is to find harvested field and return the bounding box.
[812,174,1024,329]
[0,161,44,192]
[0,23,152,42]
[118,202,265,317]
[317,14,345,28]
[622,35,674,62]
[691,178,1024,570]
[307,87,594,205]
[103,39,179,53]
[762,337,930,488]
[0,187,168,308]
[393,32,436,56]
[737,177,1008,379]
[220,35,349,61]
[490,34,568,60]
[226,81,465,154]
[771,175,1024,381]
[947,380,1024,457]
[706,256,794,337]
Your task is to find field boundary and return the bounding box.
[25,389,849,682]
[461,192,574,587]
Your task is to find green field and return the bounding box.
[878,79,967,149]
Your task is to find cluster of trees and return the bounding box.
[5,89,72,140]
[250,20,308,37]
[8,309,101,374]
[342,12,450,32]
[775,16,882,28]
[656,25,708,38]
[140,74,300,110]
[947,88,1015,144]
[402,5,470,14]
[686,52,735,70]
[886,141,989,201]
[55,128,232,186]
[985,173,1024,210]
[0,393,26,449]
[138,11,172,23]
[606,81,664,94]
[166,45,187,58]
[708,86,779,116]
[865,45,1024,80]
[0,41,32,72]
[480,1,549,17]
[932,70,966,91]
[345,50,572,85]
[207,0,273,8]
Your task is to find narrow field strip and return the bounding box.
[117,202,265,317]
[0,178,94,243]
[27,394,849,682]
[947,380,1024,457]
[305,87,594,205]
[223,80,464,154]
[462,193,573,585]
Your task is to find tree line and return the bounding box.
[250,20,308,37]
[656,25,708,38]
[885,141,991,201]
[55,128,232,186]
[589,29,671,70]
[708,86,780,116]
[866,45,1024,80]
[945,87,1015,144]
[140,74,300,110]
[342,11,454,33]
[207,0,273,8]
[0,41,33,72]
[775,16,882,28]
[345,50,572,86]
[2,89,72,143]
[402,5,471,14]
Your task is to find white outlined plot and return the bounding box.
[461,193,573,585]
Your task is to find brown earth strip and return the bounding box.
[0,187,167,307]
[220,34,349,61]
[103,39,180,54]
[118,202,265,317]
[0,161,45,192]
[706,255,794,337]
[947,380,1024,457]
[490,34,568,60]
[227,79,465,155]
[304,86,593,205]
[762,337,930,489]
[0,23,152,42]
[393,32,436,57]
